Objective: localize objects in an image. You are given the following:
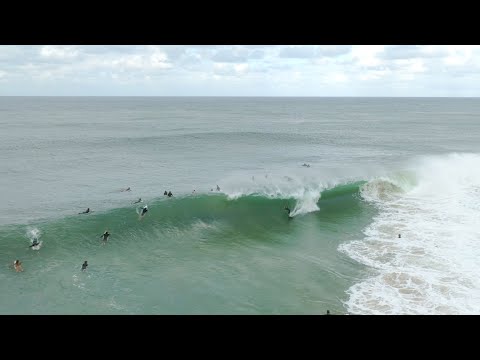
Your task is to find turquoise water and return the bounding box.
[1,97,480,314]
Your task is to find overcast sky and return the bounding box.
[0,45,479,96]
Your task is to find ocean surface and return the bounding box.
[1,96,480,314]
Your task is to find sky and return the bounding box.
[0,45,479,96]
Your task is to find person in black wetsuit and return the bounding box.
[29,239,40,248]
[100,231,110,243]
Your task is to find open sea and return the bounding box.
[1,96,480,314]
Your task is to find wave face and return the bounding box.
[340,153,480,314]
[0,179,365,249]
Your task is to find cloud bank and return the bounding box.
[0,45,479,96]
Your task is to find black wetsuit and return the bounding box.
[29,240,40,248]
[141,207,148,216]
[101,232,110,241]
[82,262,88,271]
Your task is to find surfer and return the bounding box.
[100,231,110,243]
[79,208,91,214]
[164,191,168,196]
[398,234,401,238]
[29,239,40,248]
[325,310,330,315]
[302,163,310,168]
[13,260,23,272]
[167,191,173,197]
[140,205,148,217]
[81,261,88,271]
[216,185,220,191]
[121,187,131,192]
[284,205,291,215]
[134,198,142,204]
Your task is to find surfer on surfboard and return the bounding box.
[29,239,41,248]
[284,205,293,218]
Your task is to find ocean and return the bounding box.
[1,96,479,314]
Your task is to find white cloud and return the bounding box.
[279,45,351,59]
[351,45,385,67]
[358,69,391,81]
[81,50,172,73]
[212,49,247,63]
[213,62,249,76]
[318,45,351,57]
[443,45,480,66]
[1,45,480,96]
[394,58,426,73]
[381,45,423,60]
[279,46,318,58]
[234,63,248,74]
[40,46,80,60]
[325,72,348,84]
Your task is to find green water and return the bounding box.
[2,97,480,314]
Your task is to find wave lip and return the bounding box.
[220,172,368,218]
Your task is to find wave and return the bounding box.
[0,180,367,252]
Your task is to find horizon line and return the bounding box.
[1,95,480,98]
